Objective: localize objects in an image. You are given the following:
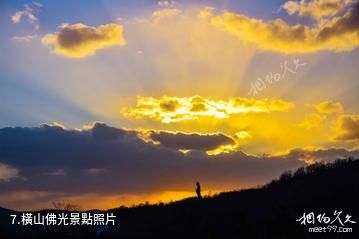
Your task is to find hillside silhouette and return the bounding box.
[1,158,358,239]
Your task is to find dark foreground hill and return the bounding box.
[1,158,358,239]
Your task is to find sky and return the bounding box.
[0,0,359,210]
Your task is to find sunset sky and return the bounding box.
[0,0,359,210]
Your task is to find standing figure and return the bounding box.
[196,181,202,199]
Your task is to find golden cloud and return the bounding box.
[282,0,354,20]
[41,23,126,58]
[210,1,359,53]
[316,100,343,114]
[298,113,326,129]
[122,95,294,123]
[198,7,216,19]
[234,131,252,140]
[334,114,359,141]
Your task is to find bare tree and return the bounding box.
[52,202,83,211]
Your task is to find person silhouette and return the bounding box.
[196,181,202,199]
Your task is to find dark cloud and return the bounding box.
[285,148,359,164]
[319,1,359,40]
[149,131,235,150]
[41,23,126,58]
[282,0,354,20]
[1,123,357,209]
[190,102,207,112]
[334,115,359,141]
[91,122,128,139]
[159,99,179,112]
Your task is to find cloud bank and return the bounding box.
[1,122,358,209]
[210,1,359,53]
